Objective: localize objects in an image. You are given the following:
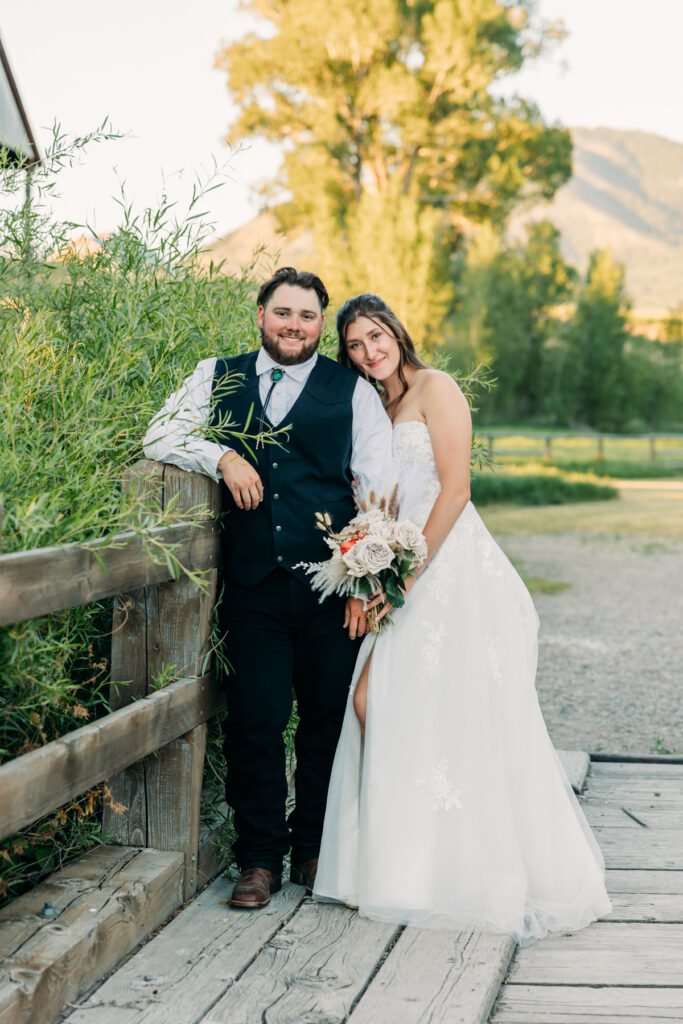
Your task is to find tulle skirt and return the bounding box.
[313,502,612,945]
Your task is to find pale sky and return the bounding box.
[2,0,682,241]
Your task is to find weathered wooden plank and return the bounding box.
[583,779,683,804]
[0,520,219,626]
[582,799,683,829]
[0,845,183,1024]
[593,826,683,869]
[103,464,164,848]
[351,926,516,1024]
[604,892,683,922]
[590,761,683,778]
[491,984,683,1023]
[0,675,224,841]
[144,723,207,899]
[606,869,683,894]
[204,901,399,1024]
[557,750,590,793]
[63,880,306,1023]
[144,466,218,899]
[105,588,150,846]
[0,845,137,951]
[508,922,683,986]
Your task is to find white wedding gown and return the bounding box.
[313,421,612,945]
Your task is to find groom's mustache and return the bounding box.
[260,326,322,365]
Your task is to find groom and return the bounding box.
[143,267,392,907]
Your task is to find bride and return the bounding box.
[312,293,612,945]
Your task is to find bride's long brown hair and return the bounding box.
[336,294,428,415]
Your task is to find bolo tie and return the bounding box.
[257,367,284,447]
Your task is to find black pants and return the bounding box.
[221,568,361,873]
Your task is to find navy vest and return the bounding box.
[210,351,358,587]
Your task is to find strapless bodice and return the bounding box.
[392,421,441,528]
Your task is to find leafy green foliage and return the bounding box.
[450,226,683,431]
[562,250,631,431]
[471,466,617,505]
[452,220,576,419]
[219,0,571,344]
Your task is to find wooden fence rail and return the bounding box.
[0,517,218,627]
[484,431,683,465]
[0,674,223,842]
[0,461,226,1024]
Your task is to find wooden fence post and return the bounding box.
[103,462,220,900]
[544,436,552,461]
[597,436,605,462]
[650,435,656,464]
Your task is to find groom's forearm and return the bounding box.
[142,357,230,481]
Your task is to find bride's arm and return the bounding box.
[417,370,472,574]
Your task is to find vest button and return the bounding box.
[272,462,278,469]
[273,493,280,500]
[277,555,283,562]
[275,525,282,532]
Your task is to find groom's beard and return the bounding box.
[260,326,322,366]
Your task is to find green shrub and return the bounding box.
[551,459,683,480]
[471,467,617,506]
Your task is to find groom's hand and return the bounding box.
[344,597,368,639]
[217,450,264,510]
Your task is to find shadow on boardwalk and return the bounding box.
[62,758,683,1024]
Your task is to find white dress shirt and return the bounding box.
[142,349,394,497]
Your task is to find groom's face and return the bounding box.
[258,283,324,366]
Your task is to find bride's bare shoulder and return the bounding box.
[416,368,468,405]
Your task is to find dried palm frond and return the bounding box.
[387,483,399,520]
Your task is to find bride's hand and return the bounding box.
[364,575,417,623]
[363,586,386,613]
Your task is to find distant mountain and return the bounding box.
[516,127,683,315]
[204,127,683,316]
[203,211,314,281]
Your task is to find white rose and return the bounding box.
[411,536,428,567]
[350,509,395,541]
[342,534,395,576]
[394,519,425,553]
[349,509,383,531]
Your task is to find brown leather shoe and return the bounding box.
[290,857,318,894]
[229,867,282,909]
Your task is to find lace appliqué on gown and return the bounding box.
[415,755,463,814]
[418,620,448,688]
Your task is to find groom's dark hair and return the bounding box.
[257,266,330,312]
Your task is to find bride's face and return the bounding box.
[344,316,400,382]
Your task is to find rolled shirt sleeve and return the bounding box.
[350,378,394,497]
[142,357,231,482]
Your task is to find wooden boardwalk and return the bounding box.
[59,757,683,1024]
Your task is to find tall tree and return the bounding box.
[218,0,571,340]
[565,249,631,431]
[450,220,575,420]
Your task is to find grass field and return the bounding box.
[479,481,683,538]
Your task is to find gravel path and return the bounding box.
[499,534,683,757]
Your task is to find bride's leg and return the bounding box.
[353,649,373,738]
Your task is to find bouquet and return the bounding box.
[296,487,428,631]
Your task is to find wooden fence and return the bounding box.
[0,462,225,1024]
[484,431,683,466]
